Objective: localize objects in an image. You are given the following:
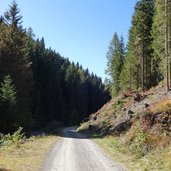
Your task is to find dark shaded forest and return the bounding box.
[0,2,110,133]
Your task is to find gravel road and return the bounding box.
[42,127,125,171]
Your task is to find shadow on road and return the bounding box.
[47,126,103,140]
[57,126,88,139]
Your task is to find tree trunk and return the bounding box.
[165,0,169,91]
[130,66,132,91]
[136,64,139,91]
[142,37,145,90]
[169,0,171,89]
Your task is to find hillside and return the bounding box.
[78,82,171,170]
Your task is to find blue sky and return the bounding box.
[0,0,137,80]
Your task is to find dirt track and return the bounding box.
[42,127,125,171]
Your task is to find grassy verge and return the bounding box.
[93,136,171,171]
[0,135,58,171]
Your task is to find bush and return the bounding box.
[0,127,24,146]
[129,130,152,158]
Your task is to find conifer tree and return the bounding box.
[151,0,171,89]
[0,1,33,129]
[0,2,110,130]
[151,0,166,85]
[106,32,125,95]
[0,75,16,132]
[121,0,154,91]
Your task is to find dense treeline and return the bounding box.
[31,38,109,128]
[0,2,110,133]
[106,0,171,96]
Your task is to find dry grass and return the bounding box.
[94,136,171,171]
[79,83,171,170]
[150,99,171,113]
[0,136,58,171]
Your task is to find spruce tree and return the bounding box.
[121,0,154,91]
[151,0,171,89]
[0,1,33,129]
[106,32,125,96]
[151,0,166,85]
[0,75,16,132]
[0,2,110,129]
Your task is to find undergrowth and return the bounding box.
[78,87,171,170]
[0,127,58,171]
[94,135,171,171]
[0,127,24,147]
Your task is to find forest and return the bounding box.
[1,0,171,134]
[0,2,110,133]
[106,0,171,97]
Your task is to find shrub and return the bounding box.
[129,130,148,157]
[0,127,24,147]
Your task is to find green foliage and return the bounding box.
[0,1,110,132]
[31,40,110,127]
[130,130,148,158]
[0,75,16,106]
[151,0,166,84]
[121,0,154,91]
[106,32,125,96]
[0,1,33,131]
[0,127,24,146]
[102,121,107,126]
[95,135,171,171]
[0,75,17,132]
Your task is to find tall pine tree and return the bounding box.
[120,0,154,91]
[0,1,33,129]
[106,32,125,96]
[151,0,166,85]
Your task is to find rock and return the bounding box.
[88,124,99,131]
[145,103,150,108]
[134,93,143,102]
[127,110,134,119]
[128,110,134,115]
[108,119,131,135]
[88,124,93,130]
[123,107,127,111]
[93,116,97,121]
[124,93,128,98]
[156,113,169,124]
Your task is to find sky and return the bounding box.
[0,0,137,81]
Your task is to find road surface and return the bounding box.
[42,127,125,171]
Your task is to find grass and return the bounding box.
[150,99,171,113]
[0,135,58,171]
[77,82,171,170]
[93,136,171,171]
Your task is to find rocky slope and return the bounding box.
[78,83,171,170]
[79,82,171,141]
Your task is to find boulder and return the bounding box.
[108,118,131,135]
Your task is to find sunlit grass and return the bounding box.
[0,136,58,171]
[150,99,171,113]
[93,136,171,171]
